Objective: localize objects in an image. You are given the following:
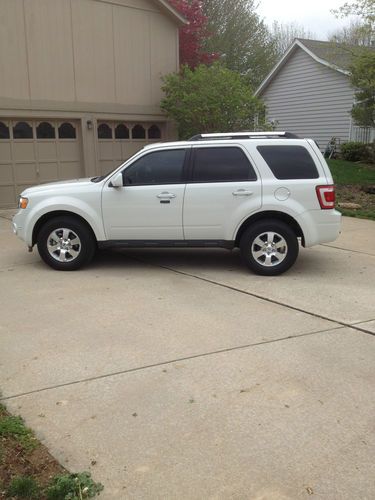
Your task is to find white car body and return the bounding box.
[12,133,342,274]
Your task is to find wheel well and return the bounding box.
[32,211,97,246]
[235,211,304,246]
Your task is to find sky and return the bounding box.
[257,0,356,40]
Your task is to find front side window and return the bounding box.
[123,149,186,186]
[257,145,319,179]
[192,147,257,182]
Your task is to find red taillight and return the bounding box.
[316,185,336,209]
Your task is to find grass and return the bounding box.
[0,404,104,499]
[327,159,375,221]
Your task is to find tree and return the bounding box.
[169,0,219,68]
[271,22,316,58]
[201,0,276,87]
[161,63,265,139]
[332,0,374,42]
[350,49,375,127]
[329,19,374,45]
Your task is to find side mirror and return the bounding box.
[109,172,123,188]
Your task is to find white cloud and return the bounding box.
[257,0,357,39]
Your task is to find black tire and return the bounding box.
[37,216,96,271]
[240,219,299,276]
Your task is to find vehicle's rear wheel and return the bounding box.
[37,216,96,270]
[240,219,299,276]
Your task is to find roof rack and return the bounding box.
[188,131,300,141]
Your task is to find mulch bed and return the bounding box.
[0,406,65,498]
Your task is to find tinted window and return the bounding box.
[0,122,10,139]
[13,122,33,139]
[192,147,256,182]
[58,123,76,139]
[98,123,112,139]
[123,149,186,186]
[257,146,319,179]
[115,124,129,139]
[132,124,146,139]
[148,125,161,139]
[37,122,55,139]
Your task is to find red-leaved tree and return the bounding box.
[169,0,219,68]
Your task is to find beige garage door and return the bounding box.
[0,119,83,208]
[97,121,163,176]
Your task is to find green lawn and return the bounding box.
[326,159,375,221]
[327,159,375,185]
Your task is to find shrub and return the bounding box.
[7,476,40,499]
[45,472,104,500]
[340,141,368,162]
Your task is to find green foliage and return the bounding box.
[7,476,40,499]
[0,414,37,451]
[45,472,104,500]
[350,49,375,128]
[340,141,370,161]
[327,158,375,184]
[161,63,265,139]
[202,0,276,87]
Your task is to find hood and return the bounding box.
[21,178,93,196]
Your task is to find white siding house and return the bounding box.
[256,39,375,151]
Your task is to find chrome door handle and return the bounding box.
[157,192,176,199]
[232,189,253,196]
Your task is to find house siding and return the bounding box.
[260,47,355,150]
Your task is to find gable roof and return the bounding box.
[153,0,187,26]
[255,38,368,96]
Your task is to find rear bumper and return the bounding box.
[298,209,342,247]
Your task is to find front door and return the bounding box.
[101,148,188,240]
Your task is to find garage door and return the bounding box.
[0,119,83,208]
[97,122,163,176]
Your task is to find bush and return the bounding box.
[45,472,104,500]
[7,476,40,499]
[340,142,369,162]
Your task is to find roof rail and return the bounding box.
[188,131,300,141]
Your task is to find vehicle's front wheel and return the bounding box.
[240,219,299,276]
[37,216,96,271]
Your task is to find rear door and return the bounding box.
[183,145,262,241]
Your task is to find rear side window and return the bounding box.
[192,147,257,182]
[257,145,319,179]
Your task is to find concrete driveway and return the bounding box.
[0,212,374,499]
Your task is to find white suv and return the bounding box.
[12,132,341,275]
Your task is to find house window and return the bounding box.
[13,121,33,139]
[58,122,76,139]
[148,125,161,139]
[0,122,10,139]
[132,124,146,139]
[98,123,112,139]
[115,124,129,139]
[37,122,55,139]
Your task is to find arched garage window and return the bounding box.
[148,125,161,139]
[37,122,55,139]
[115,124,129,139]
[98,123,112,139]
[132,124,146,139]
[0,122,10,139]
[13,121,33,139]
[58,122,76,139]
